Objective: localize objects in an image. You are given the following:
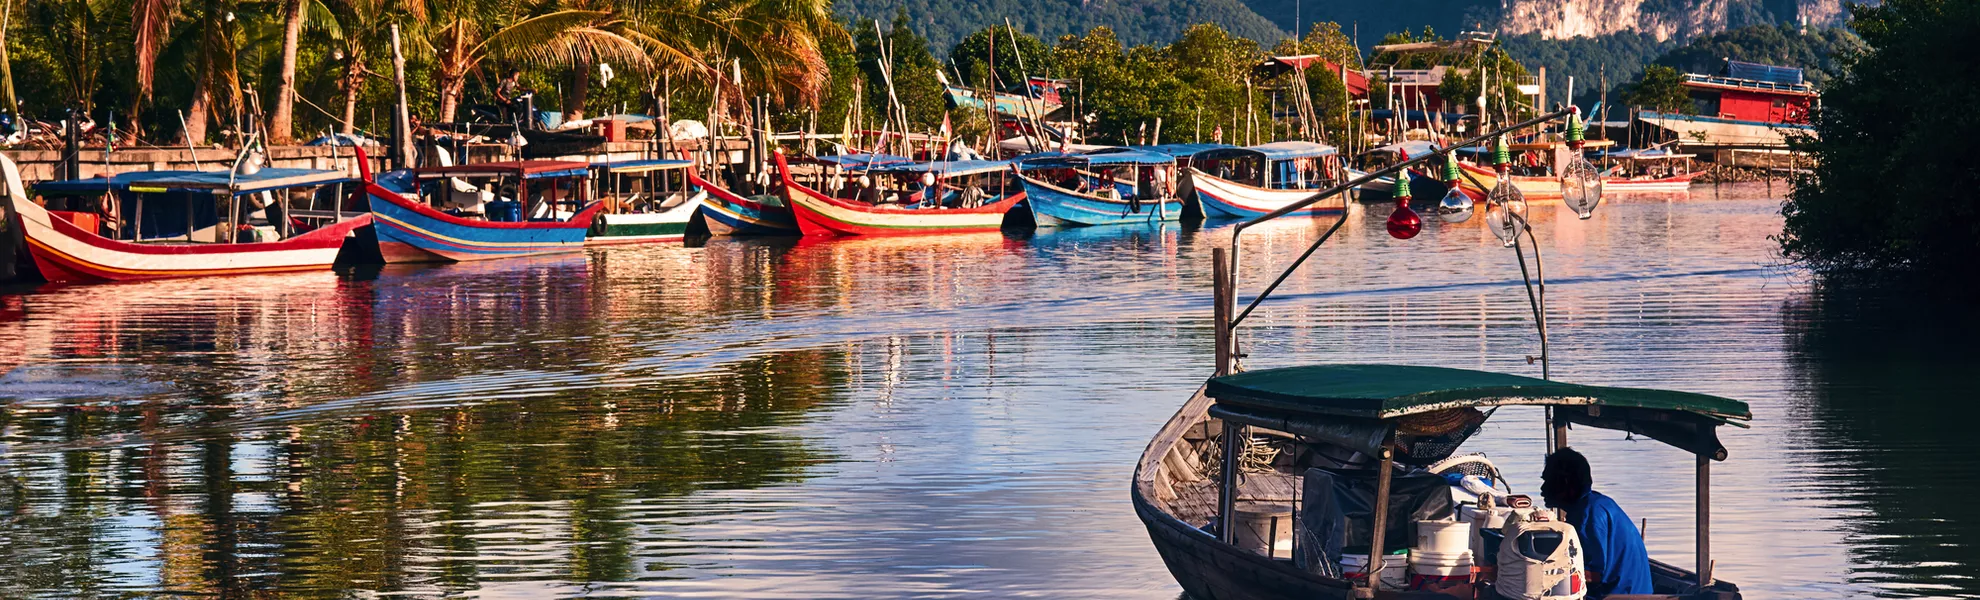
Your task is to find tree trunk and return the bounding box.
[269,0,305,143]
[438,73,463,123]
[340,59,362,135]
[564,64,591,121]
[186,76,212,144]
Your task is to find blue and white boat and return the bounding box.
[1185,141,1347,219]
[1016,150,1182,227]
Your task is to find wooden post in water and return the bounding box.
[1697,454,1713,588]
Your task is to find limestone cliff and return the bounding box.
[1496,0,1854,40]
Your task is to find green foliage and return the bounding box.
[855,12,947,129]
[1780,0,1980,278]
[1622,65,1691,113]
[1498,32,1674,109]
[831,0,1286,58]
[1053,23,1272,145]
[1654,23,1863,86]
[949,26,1052,91]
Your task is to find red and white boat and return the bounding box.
[1598,149,1701,194]
[773,152,1024,237]
[1,154,370,284]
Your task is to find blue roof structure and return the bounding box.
[593,159,693,173]
[1023,149,1175,167]
[869,160,1013,177]
[34,171,201,195]
[810,153,911,169]
[1126,143,1236,158]
[138,168,355,194]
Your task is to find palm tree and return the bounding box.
[420,0,652,123]
[319,0,420,135]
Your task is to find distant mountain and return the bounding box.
[832,0,1290,56]
[1241,0,1855,43]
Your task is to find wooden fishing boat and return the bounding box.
[1143,109,1748,599]
[366,160,603,263]
[1188,142,1347,219]
[773,152,1024,237]
[1455,161,1563,200]
[1134,367,1750,600]
[2,154,371,283]
[691,154,904,237]
[1016,150,1182,226]
[1598,149,1702,194]
[586,158,700,245]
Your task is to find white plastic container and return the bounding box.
[1416,520,1471,554]
[1410,548,1474,578]
[1342,553,1410,590]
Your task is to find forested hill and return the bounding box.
[831,0,1289,54]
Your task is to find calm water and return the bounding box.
[0,183,1974,598]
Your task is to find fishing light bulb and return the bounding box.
[1558,110,1603,219]
[1385,171,1420,239]
[1436,154,1473,224]
[1484,183,1528,248]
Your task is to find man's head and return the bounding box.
[1540,447,1594,507]
[507,69,522,79]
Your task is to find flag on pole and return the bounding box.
[940,113,953,139]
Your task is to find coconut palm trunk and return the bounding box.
[564,63,591,121]
[340,58,364,135]
[270,0,304,143]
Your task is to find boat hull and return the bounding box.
[1638,110,1815,146]
[585,193,700,245]
[776,155,1023,236]
[4,171,370,283]
[688,171,797,236]
[1018,175,1181,227]
[1132,387,1745,600]
[1191,169,1346,219]
[1605,172,1701,194]
[367,185,601,263]
[1456,162,1563,200]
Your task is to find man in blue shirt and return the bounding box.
[1541,448,1654,598]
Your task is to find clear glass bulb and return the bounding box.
[1484,182,1527,248]
[1560,155,1604,219]
[1436,186,1474,224]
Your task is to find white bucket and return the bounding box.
[1416,520,1471,554]
[1411,561,1474,577]
[1342,553,1410,591]
[1412,549,1474,566]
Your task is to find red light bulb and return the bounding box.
[1387,199,1421,239]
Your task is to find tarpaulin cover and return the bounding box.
[1330,469,1454,554]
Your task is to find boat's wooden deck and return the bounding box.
[1169,470,1302,527]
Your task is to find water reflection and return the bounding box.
[0,184,1966,597]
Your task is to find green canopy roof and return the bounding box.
[1207,364,1751,421]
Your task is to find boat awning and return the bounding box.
[138,168,355,194]
[592,159,693,174]
[415,161,591,180]
[1207,364,1751,459]
[1195,141,1337,163]
[1366,140,1438,159]
[807,153,911,170]
[1599,148,1695,161]
[869,160,1013,177]
[1128,143,1237,158]
[1023,149,1175,168]
[34,171,202,195]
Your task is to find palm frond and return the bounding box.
[132,0,178,98]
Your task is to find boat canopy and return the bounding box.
[415,160,590,180]
[1600,148,1696,161]
[136,168,355,195]
[592,159,693,174]
[1366,140,1438,159]
[1025,149,1175,168]
[868,160,1013,177]
[34,171,201,195]
[1125,143,1236,158]
[807,153,911,169]
[1197,141,1337,163]
[1206,364,1751,460]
